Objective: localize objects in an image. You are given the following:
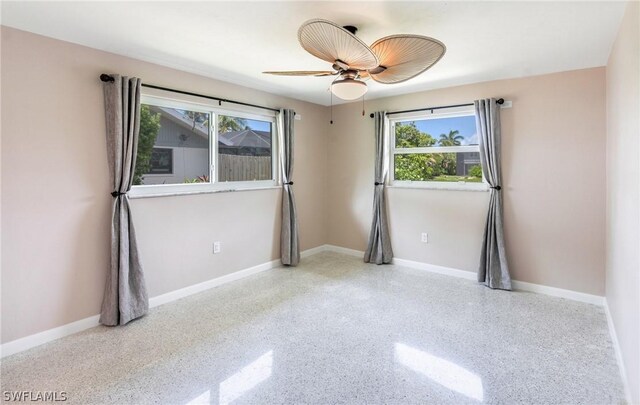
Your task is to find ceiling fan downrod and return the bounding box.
[342,25,357,35]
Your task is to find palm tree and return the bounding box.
[183,111,209,130]
[438,130,464,146]
[181,112,247,133]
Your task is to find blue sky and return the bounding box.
[400,115,478,145]
[245,118,271,132]
[171,108,271,132]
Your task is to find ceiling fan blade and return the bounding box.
[263,70,337,77]
[369,35,446,84]
[298,19,379,70]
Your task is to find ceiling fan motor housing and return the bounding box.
[342,25,358,35]
[341,69,359,79]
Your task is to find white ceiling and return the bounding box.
[1,1,627,106]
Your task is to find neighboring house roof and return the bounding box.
[218,135,233,146]
[148,105,271,149]
[219,129,271,149]
[149,106,209,139]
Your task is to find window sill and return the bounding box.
[387,182,489,192]
[128,184,281,199]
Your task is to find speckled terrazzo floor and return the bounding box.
[1,252,625,404]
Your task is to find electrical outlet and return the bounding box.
[213,242,221,254]
[421,233,429,243]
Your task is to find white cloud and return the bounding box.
[464,132,479,146]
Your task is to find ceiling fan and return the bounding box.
[264,19,446,101]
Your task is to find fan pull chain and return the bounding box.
[330,90,334,125]
[362,94,365,116]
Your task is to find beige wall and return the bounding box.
[605,1,640,402]
[0,26,614,347]
[0,27,329,344]
[327,68,607,295]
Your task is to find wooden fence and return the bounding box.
[218,154,272,182]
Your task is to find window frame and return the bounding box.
[129,94,279,198]
[388,107,488,192]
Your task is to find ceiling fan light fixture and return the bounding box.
[331,78,367,100]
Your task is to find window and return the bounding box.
[149,148,173,175]
[389,109,487,190]
[218,115,273,182]
[131,95,277,196]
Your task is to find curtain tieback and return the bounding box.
[284,181,294,185]
[490,185,502,190]
[111,191,127,197]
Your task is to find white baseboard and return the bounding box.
[0,315,101,359]
[0,244,607,359]
[320,245,605,306]
[300,245,327,258]
[395,256,604,306]
[392,257,477,281]
[0,247,321,359]
[148,258,281,308]
[604,300,632,404]
[323,244,364,257]
[511,279,604,306]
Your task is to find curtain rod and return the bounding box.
[368,98,504,118]
[99,74,281,114]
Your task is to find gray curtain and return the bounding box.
[100,75,149,326]
[475,98,512,290]
[364,111,394,264]
[279,109,300,266]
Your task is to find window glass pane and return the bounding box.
[149,148,173,174]
[395,115,477,148]
[135,104,210,185]
[218,115,272,182]
[394,152,483,182]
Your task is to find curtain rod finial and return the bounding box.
[369,113,374,118]
[496,98,504,104]
[100,74,114,83]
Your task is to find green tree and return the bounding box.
[439,153,457,175]
[218,115,247,133]
[395,154,439,181]
[395,122,436,148]
[438,130,464,146]
[394,123,439,181]
[133,105,161,185]
[469,165,483,178]
[183,111,209,130]
[182,111,247,133]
